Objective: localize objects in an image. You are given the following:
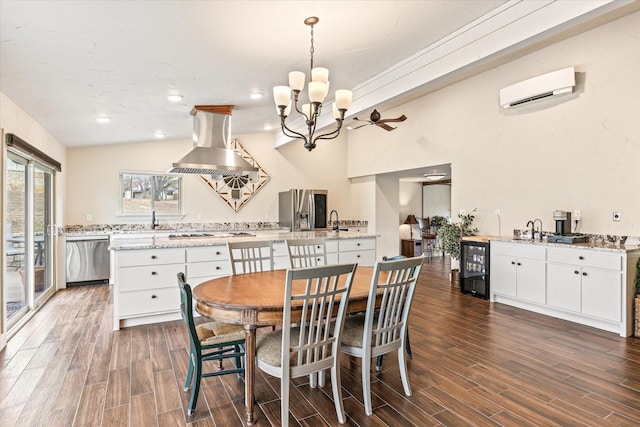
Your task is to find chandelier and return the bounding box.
[273,17,352,151]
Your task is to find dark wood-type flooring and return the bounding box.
[2,258,640,426]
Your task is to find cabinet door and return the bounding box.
[547,263,581,312]
[490,255,517,297]
[581,268,622,322]
[516,259,546,304]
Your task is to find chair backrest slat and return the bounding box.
[286,238,327,268]
[177,272,201,351]
[227,240,274,274]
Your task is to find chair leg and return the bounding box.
[398,347,412,397]
[331,364,346,423]
[375,355,384,372]
[188,359,202,415]
[184,352,195,392]
[281,377,290,427]
[362,355,373,416]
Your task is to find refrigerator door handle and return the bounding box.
[308,192,315,231]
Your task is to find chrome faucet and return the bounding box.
[151,210,159,229]
[533,218,543,241]
[329,210,339,231]
[526,220,535,239]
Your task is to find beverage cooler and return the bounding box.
[460,240,490,299]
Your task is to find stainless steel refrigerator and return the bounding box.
[279,189,328,231]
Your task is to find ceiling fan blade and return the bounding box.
[352,123,371,130]
[377,123,397,131]
[377,115,407,124]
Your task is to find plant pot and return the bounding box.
[450,269,460,288]
[18,266,45,293]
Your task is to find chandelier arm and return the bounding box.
[279,117,309,143]
[312,122,344,143]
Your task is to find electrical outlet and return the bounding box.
[573,210,581,221]
[613,211,621,221]
[459,209,466,216]
[86,214,92,222]
[197,213,203,220]
[495,209,501,217]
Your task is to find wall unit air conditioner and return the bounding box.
[499,67,575,108]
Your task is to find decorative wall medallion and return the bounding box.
[200,138,270,212]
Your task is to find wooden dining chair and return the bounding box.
[376,255,412,371]
[341,256,423,416]
[285,238,327,268]
[227,240,274,274]
[177,273,246,415]
[255,263,358,427]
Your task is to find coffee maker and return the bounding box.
[553,210,571,235]
[548,210,588,243]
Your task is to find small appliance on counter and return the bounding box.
[547,210,588,243]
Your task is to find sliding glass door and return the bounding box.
[4,152,54,329]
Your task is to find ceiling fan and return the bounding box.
[352,109,407,131]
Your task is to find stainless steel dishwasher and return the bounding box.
[66,234,110,285]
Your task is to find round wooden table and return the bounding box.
[192,266,375,424]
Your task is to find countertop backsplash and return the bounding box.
[63,220,368,235]
[512,229,638,247]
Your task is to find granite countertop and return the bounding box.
[109,230,377,251]
[491,237,640,254]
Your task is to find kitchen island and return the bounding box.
[109,230,378,330]
[489,237,640,337]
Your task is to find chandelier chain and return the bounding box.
[309,24,315,72]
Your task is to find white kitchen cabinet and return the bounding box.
[272,241,291,270]
[490,242,546,303]
[186,245,230,286]
[337,237,376,266]
[326,240,339,264]
[547,247,622,323]
[490,240,638,337]
[113,248,185,330]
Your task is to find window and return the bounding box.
[120,172,182,214]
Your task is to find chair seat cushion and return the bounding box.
[196,322,245,345]
[256,327,303,367]
[341,314,367,348]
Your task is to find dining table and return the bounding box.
[191,265,376,425]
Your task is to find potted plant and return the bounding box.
[439,209,478,286]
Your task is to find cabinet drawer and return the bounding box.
[491,242,545,260]
[118,287,179,317]
[187,260,231,279]
[117,248,184,267]
[339,250,375,266]
[547,247,621,271]
[186,246,228,263]
[326,240,338,253]
[118,264,184,291]
[272,242,288,257]
[339,238,375,252]
[274,256,291,270]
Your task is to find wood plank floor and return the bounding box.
[2,258,640,426]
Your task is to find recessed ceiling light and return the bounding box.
[346,125,354,130]
[250,92,263,100]
[263,124,272,131]
[167,94,183,102]
[96,116,111,123]
[424,173,446,181]
[154,131,165,139]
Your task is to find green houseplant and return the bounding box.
[439,209,478,286]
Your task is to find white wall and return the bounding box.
[347,11,640,237]
[423,184,451,219]
[65,131,352,225]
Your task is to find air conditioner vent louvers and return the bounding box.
[499,67,575,108]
